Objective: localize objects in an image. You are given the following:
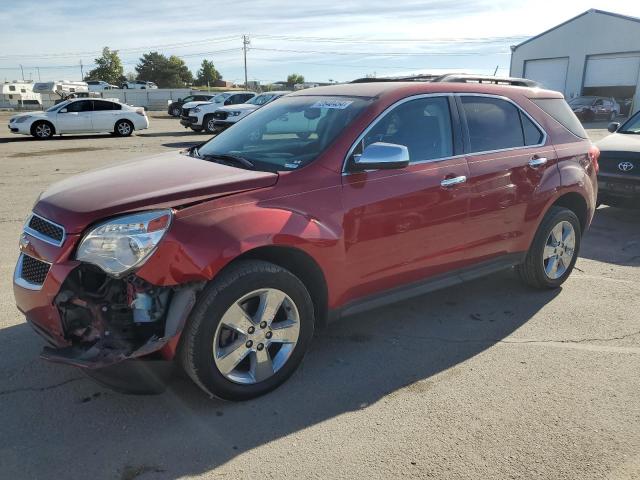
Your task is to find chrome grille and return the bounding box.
[213,111,228,120]
[182,107,191,117]
[27,214,65,244]
[16,254,50,288]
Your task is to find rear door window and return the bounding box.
[461,96,526,153]
[93,100,121,111]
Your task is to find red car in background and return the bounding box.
[14,75,598,400]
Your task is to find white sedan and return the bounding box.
[8,99,149,139]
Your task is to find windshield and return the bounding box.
[569,97,595,106]
[46,101,69,112]
[212,93,231,103]
[247,94,275,106]
[619,110,640,134]
[197,95,372,171]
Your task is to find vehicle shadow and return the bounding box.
[581,206,640,266]
[137,131,203,138]
[0,134,116,144]
[0,270,560,479]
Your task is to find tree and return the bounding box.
[194,59,221,86]
[85,47,123,85]
[135,52,193,88]
[286,73,305,87]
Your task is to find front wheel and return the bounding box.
[114,119,133,137]
[179,260,315,400]
[204,115,218,134]
[517,207,581,289]
[31,121,54,139]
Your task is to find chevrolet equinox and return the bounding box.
[13,75,599,400]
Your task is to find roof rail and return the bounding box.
[432,74,539,87]
[350,73,539,88]
[350,74,441,84]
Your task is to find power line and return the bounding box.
[250,47,510,57]
[251,34,527,44]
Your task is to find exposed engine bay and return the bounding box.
[43,264,202,368]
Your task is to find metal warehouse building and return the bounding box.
[510,9,640,116]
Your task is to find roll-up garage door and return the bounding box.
[524,57,569,94]
[584,54,640,87]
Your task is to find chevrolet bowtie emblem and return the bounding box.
[19,233,30,251]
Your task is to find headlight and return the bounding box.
[14,116,31,123]
[229,111,241,117]
[76,210,172,277]
[193,107,201,113]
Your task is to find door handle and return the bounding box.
[529,157,548,168]
[440,175,467,188]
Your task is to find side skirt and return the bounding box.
[329,252,526,322]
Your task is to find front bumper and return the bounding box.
[13,224,200,370]
[598,174,640,200]
[8,122,29,134]
[213,120,235,130]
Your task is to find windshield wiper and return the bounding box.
[201,153,256,170]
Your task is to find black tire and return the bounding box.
[204,115,218,134]
[114,119,134,137]
[31,121,54,139]
[179,260,315,400]
[170,106,181,117]
[517,206,582,289]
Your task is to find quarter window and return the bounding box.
[461,96,542,153]
[362,96,454,162]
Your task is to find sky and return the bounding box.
[0,0,638,85]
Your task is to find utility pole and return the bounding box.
[36,67,41,81]
[242,35,250,88]
[80,60,84,81]
[19,64,24,81]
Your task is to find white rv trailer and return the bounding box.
[0,81,42,109]
[33,81,90,108]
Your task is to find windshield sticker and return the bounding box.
[310,100,353,110]
[285,160,303,169]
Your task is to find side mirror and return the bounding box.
[177,98,182,102]
[608,122,620,133]
[59,108,68,113]
[224,99,233,105]
[351,142,410,171]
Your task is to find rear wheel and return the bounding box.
[31,121,54,139]
[517,207,581,289]
[179,260,315,400]
[114,119,133,137]
[170,106,181,117]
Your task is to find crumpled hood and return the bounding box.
[218,104,259,113]
[34,151,278,233]
[182,100,219,109]
[597,133,640,153]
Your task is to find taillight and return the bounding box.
[588,145,600,174]
[136,108,146,117]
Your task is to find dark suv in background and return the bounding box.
[167,94,216,117]
[569,96,619,122]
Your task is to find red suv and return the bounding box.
[13,76,599,400]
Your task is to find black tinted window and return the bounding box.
[521,112,544,145]
[532,98,587,139]
[66,100,92,112]
[93,100,120,111]
[364,96,453,162]
[462,97,524,152]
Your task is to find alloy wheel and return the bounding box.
[542,220,576,279]
[117,122,131,135]
[35,124,51,138]
[207,119,216,132]
[213,288,300,385]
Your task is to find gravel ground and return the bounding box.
[0,112,638,480]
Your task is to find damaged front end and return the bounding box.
[44,264,202,369]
